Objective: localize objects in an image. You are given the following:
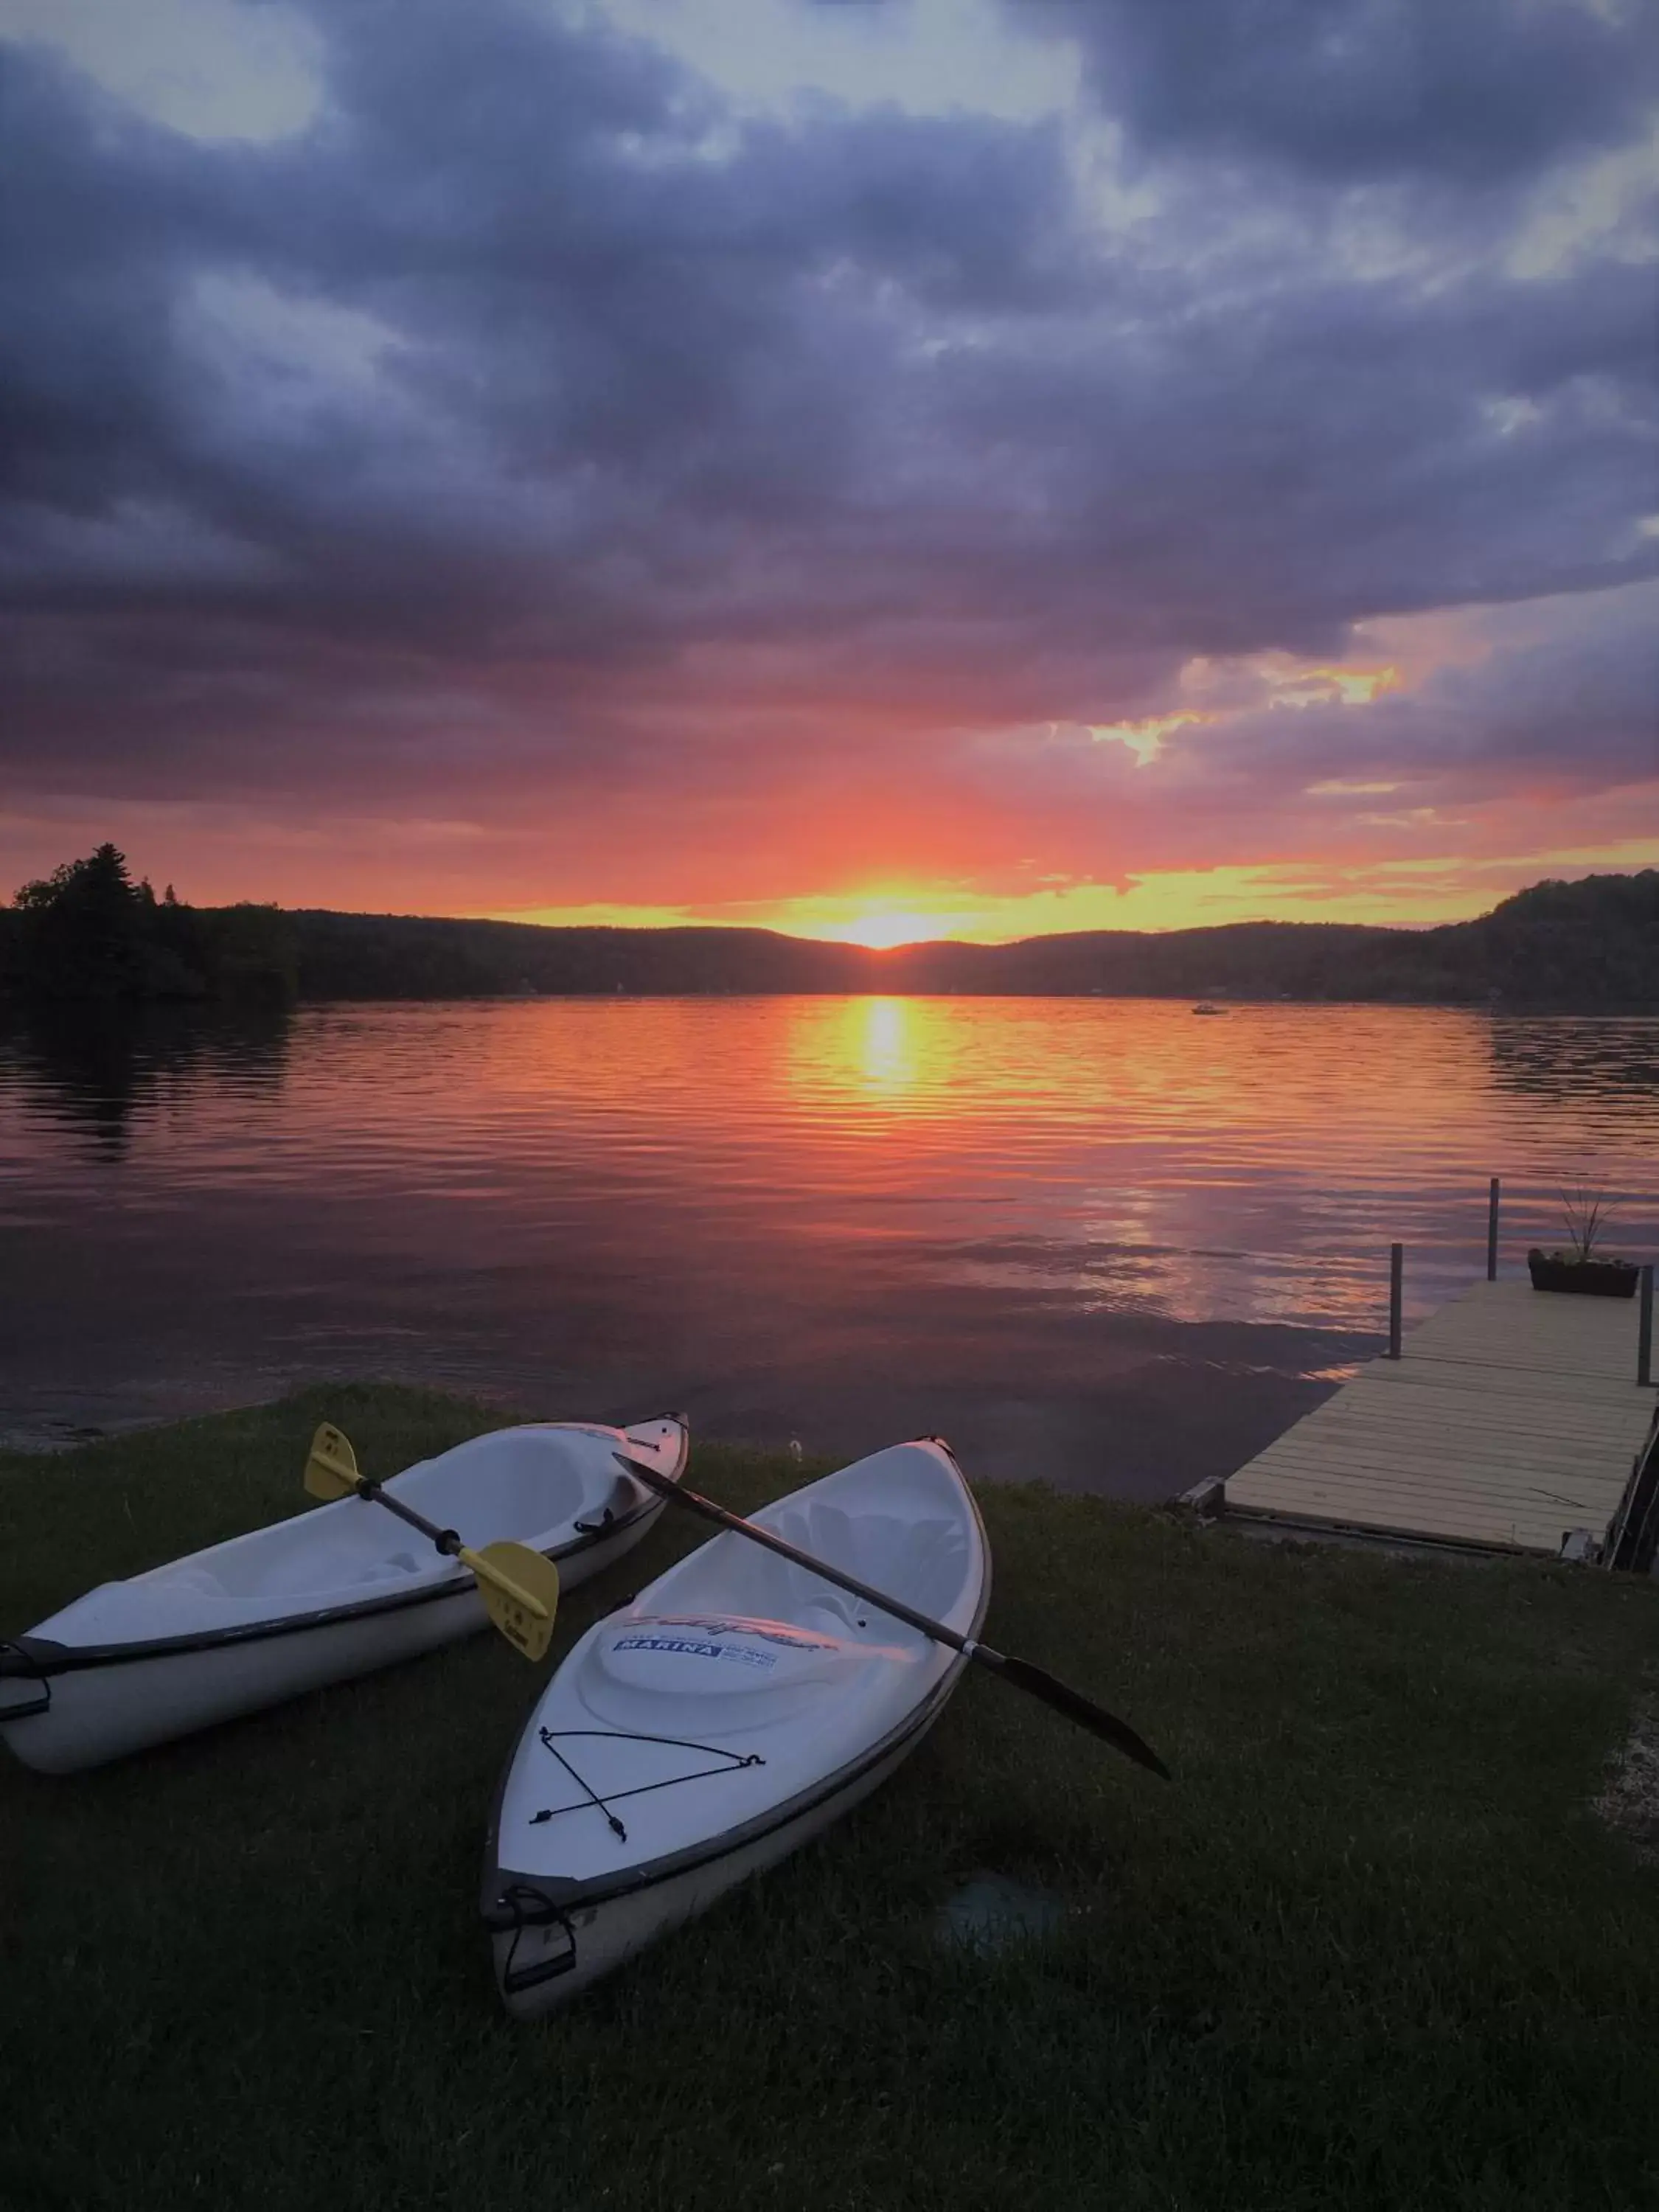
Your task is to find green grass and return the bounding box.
[3,1386,1658,2212]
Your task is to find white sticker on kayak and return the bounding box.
[612,1634,776,1671]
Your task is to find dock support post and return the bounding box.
[1388,1243,1403,1360]
[1641,1264,1654,1389]
[1486,1177,1500,1281]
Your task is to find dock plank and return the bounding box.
[1254,1440,1632,1492]
[1294,1428,1642,1469]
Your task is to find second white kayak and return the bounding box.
[483,1435,990,2016]
[0,1413,688,1773]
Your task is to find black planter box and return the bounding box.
[1526,1249,1639,1298]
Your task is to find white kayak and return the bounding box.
[482,1436,989,2017]
[0,1414,688,1774]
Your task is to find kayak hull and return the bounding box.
[490,1666,961,2017]
[1,1417,686,1774]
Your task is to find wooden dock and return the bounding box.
[1220,1279,1658,1556]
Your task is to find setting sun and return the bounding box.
[827,912,939,950]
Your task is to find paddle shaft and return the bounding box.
[615,1455,1169,1778]
[345,1478,548,1618]
[349,1477,466,1559]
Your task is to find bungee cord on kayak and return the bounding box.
[531,1725,766,1843]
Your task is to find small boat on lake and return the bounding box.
[482,1436,990,2016]
[0,1415,688,1774]
[1191,1002,1226,1015]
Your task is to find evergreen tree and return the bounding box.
[13,844,148,999]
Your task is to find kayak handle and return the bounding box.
[0,1641,52,1721]
[490,1886,580,1995]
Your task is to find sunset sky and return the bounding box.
[2,0,1656,944]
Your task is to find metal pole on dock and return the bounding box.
[1388,1242,1403,1359]
[1641,1265,1654,1389]
[1486,1177,1500,1281]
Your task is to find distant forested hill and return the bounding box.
[283,870,1658,1006]
[4,864,1656,1007]
[284,912,872,999]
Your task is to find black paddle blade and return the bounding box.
[995,1655,1171,1779]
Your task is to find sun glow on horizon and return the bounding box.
[816,911,946,950]
[473,839,1659,947]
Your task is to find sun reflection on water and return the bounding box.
[849,997,917,1097]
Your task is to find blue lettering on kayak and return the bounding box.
[612,1635,777,1671]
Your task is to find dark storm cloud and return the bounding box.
[1,0,1655,878]
[1023,0,1658,184]
[2,10,1076,641]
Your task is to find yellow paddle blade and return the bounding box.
[462,1541,560,1662]
[304,1422,361,1501]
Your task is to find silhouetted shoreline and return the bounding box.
[7,861,1656,1009]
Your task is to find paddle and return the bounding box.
[613,1453,1170,1778]
[305,1424,560,1661]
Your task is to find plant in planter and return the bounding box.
[1528,1186,1640,1298]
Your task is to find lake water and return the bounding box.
[3,997,1655,1495]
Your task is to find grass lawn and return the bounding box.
[3,1385,1658,2212]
